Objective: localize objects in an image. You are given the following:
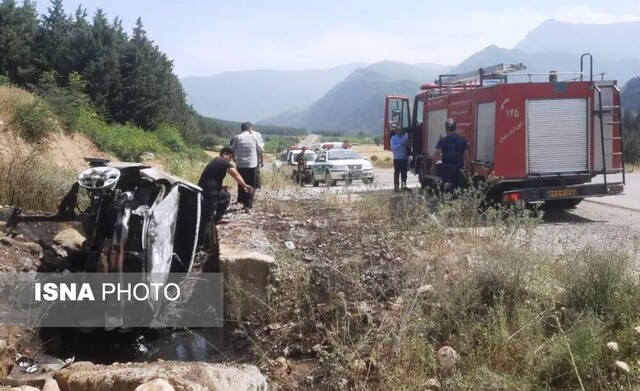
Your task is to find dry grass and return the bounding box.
[0,153,77,212]
[351,144,392,160]
[0,86,34,122]
[350,144,394,169]
[240,186,640,390]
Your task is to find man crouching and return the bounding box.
[198,147,254,230]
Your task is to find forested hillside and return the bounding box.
[0,0,302,153]
[622,76,640,163]
[0,0,201,142]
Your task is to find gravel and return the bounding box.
[530,202,640,259]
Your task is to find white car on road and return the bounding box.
[273,148,318,179]
[310,149,374,186]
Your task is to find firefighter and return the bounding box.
[431,118,471,193]
[296,146,308,187]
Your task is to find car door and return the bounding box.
[314,151,327,176]
[385,95,411,151]
[282,151,294,176]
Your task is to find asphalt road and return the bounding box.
[300,134,319,147]
[308,169,640,211]
[586,173,640,211]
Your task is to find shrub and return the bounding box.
[155,124,189,154]
[36,71,93,133]
[77,113,166,161]
[11,100,58,143]
[369,155,379,162]
[622,130,640,165]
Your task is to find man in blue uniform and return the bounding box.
[390,126,409,192]
[432,118,471,193]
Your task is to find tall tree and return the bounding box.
[0,0,38,85]
[82,10,127,119]
[114,17,198,141]
[35,0,73,83]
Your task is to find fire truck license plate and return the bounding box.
[545,189,578,199]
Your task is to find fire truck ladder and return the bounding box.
[582,53,626,190]
[594,82,626,189]
[437,63,526,87]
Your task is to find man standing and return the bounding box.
[390,126,409,192]
[431,118,471,193]
[251,127,265,190]
[198,147,253,236]
[231,122,263,210]
[296,146,308,187]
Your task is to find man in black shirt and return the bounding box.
[198,147,254,228]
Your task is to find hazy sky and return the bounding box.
[35,0,640,77]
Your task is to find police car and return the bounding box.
[310,148,374,186]
[273,147,318,181]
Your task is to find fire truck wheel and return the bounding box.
[545,198,583,209]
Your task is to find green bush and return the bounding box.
[263,135,300,153]
[155,124,189,153]
[560,249,637,319]
[11,100,58,143]
[77,113,165,161]
[623,130,640,164]
[200,134,227,150]
[36,71,93,133]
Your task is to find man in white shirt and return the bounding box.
[231,122,264,210]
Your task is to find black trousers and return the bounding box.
[255,167,261,189]
[393,158,408,188]
[202,189,231,225]
[237,166,257,208]
[199,189,230,246]
[441,164,464,193]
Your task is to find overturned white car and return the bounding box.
[4,158,221,329]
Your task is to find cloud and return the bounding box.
[554,6,640,24]
[173,5,640,76]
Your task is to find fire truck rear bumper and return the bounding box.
[501,182,624,203]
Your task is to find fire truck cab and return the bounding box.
[384,54,626,206]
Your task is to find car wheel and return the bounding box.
[362,178,373,185]
[325,171,336,187]
[312,173,319,187]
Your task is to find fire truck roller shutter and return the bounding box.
[426,109,448,155]
[476,102,496,164]
[527,99,588,174]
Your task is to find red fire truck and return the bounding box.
[384,54,626,207]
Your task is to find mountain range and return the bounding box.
[181,63,364,122]
[182,19,640,134]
